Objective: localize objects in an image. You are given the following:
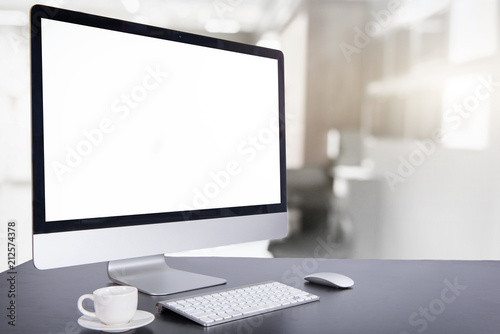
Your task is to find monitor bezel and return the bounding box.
[31,5,287,235]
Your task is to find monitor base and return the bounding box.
[107,254,226,295]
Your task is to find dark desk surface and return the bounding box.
[2,257,500,334]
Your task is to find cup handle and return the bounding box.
[77,294,96,318]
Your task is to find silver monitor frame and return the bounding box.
[31,5,288,295]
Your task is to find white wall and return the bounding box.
[358,126,500,259]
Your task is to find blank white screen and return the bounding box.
[42,19,281,222]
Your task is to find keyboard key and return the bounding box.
[157,281,319,327]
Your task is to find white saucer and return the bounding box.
[78,310,154,333]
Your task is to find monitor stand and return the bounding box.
[107,254,226,295]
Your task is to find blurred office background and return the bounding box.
[2,0,500,271]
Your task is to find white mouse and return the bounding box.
[304,272,354,288]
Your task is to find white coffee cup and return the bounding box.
[77,286,138,326]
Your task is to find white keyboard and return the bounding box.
[156,281,320,326]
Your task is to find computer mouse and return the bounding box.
[304,272,354,289]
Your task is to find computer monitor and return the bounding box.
[31,5,287,295]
